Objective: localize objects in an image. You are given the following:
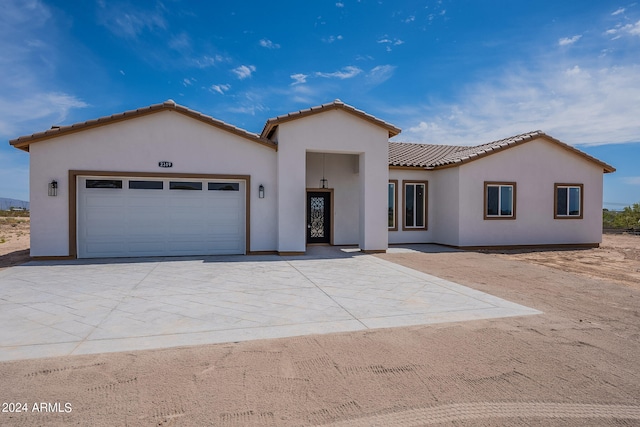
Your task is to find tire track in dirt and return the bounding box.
[23,362,106,377]
[218,410,275,426]
[322,402,640,426]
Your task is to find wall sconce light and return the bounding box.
[258,184,265,199]
[48,180,58,197]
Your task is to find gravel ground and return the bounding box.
[0,234,639,426]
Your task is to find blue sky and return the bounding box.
[1,0,639,209]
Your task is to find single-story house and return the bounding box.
[9,99,615,259]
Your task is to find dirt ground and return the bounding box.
[0,227,639,425]
[0,217,30,270]
[482,234,640,290]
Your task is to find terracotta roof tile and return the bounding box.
[390,130,615,173]
[389,142,463,168]
[261,99,401,138]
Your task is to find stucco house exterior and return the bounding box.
[10,100,615,259]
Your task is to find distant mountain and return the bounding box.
[0,198,30,211]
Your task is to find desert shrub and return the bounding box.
[604,203,640,229]
[0,210,30,218]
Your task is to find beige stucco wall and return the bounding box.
[388,169,436,244]
[29,110,278,256]
[456,138,604,246]
[388,138,605,247]
[276,109,389,252]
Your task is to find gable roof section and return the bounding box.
[390,130,615,173]
[10,100,276,152]
[260,99,401,139]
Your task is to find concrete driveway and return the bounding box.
[0,246,540,361]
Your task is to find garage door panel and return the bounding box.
[128,198,167,208]
[78,177,246,258]
[85,242,127,256]
[84,193,126,208]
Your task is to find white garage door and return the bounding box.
[77,177,246,258]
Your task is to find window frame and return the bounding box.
[85,179,123,189]
[208,182,240,191]
[554,183,584,219]
[484,182,517,220]
[128,180,164,190]
[169,181,203,191]
[402,181,428,231]
[388,180,398,231]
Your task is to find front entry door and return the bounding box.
[307,191,331,244]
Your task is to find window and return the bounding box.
[485,182,516,219]
[169,181,202,190]
[403,181,427,230]
[208,182,239,191]
[388,180,398,230]
[86,179,122,189]
[555,184,583,219]
[129,180,163,190]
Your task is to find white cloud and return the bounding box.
[209,84,230,95]
[322,35,343,43]
[605,20,640,38]
[404,15,415,23]
[182,77,195,86]
[290,73,308,85]
[336,2,344,7]
[0,0,88,140]
[564,65,584,76]
[169,32,191,51]
[232,65,256,79]
[558,35,582,46]
[315,66,362,79]
[192,55,226,69]
[97,1,167,39]
[366,65,396,85]
[377,37,404,51]
[612,7,625,16]
[628,20,640,36]
[399,64,640,146]
[259,39,280,49]
[227,92,268,115]
[621,177,640,185]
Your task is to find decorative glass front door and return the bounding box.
[307,191,331,244]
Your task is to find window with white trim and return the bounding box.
[403,182,427,230]
[485,182,516,219]
[555,184,583,219]
[388,181,398,230]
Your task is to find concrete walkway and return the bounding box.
[0,246,540,361]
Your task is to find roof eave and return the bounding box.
[9,100,276,152]
[260,101,401,139]
[427,133,615,173]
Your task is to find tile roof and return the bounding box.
[390,130,616,173]
[261,99,401,139]
[389,142,464,168]
[10,100,276,152]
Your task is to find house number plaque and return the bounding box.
[158,161,173,168]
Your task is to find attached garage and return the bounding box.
[75,175,247,258]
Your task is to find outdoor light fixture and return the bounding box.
[48,180,58,197]
[258,184,265,198]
